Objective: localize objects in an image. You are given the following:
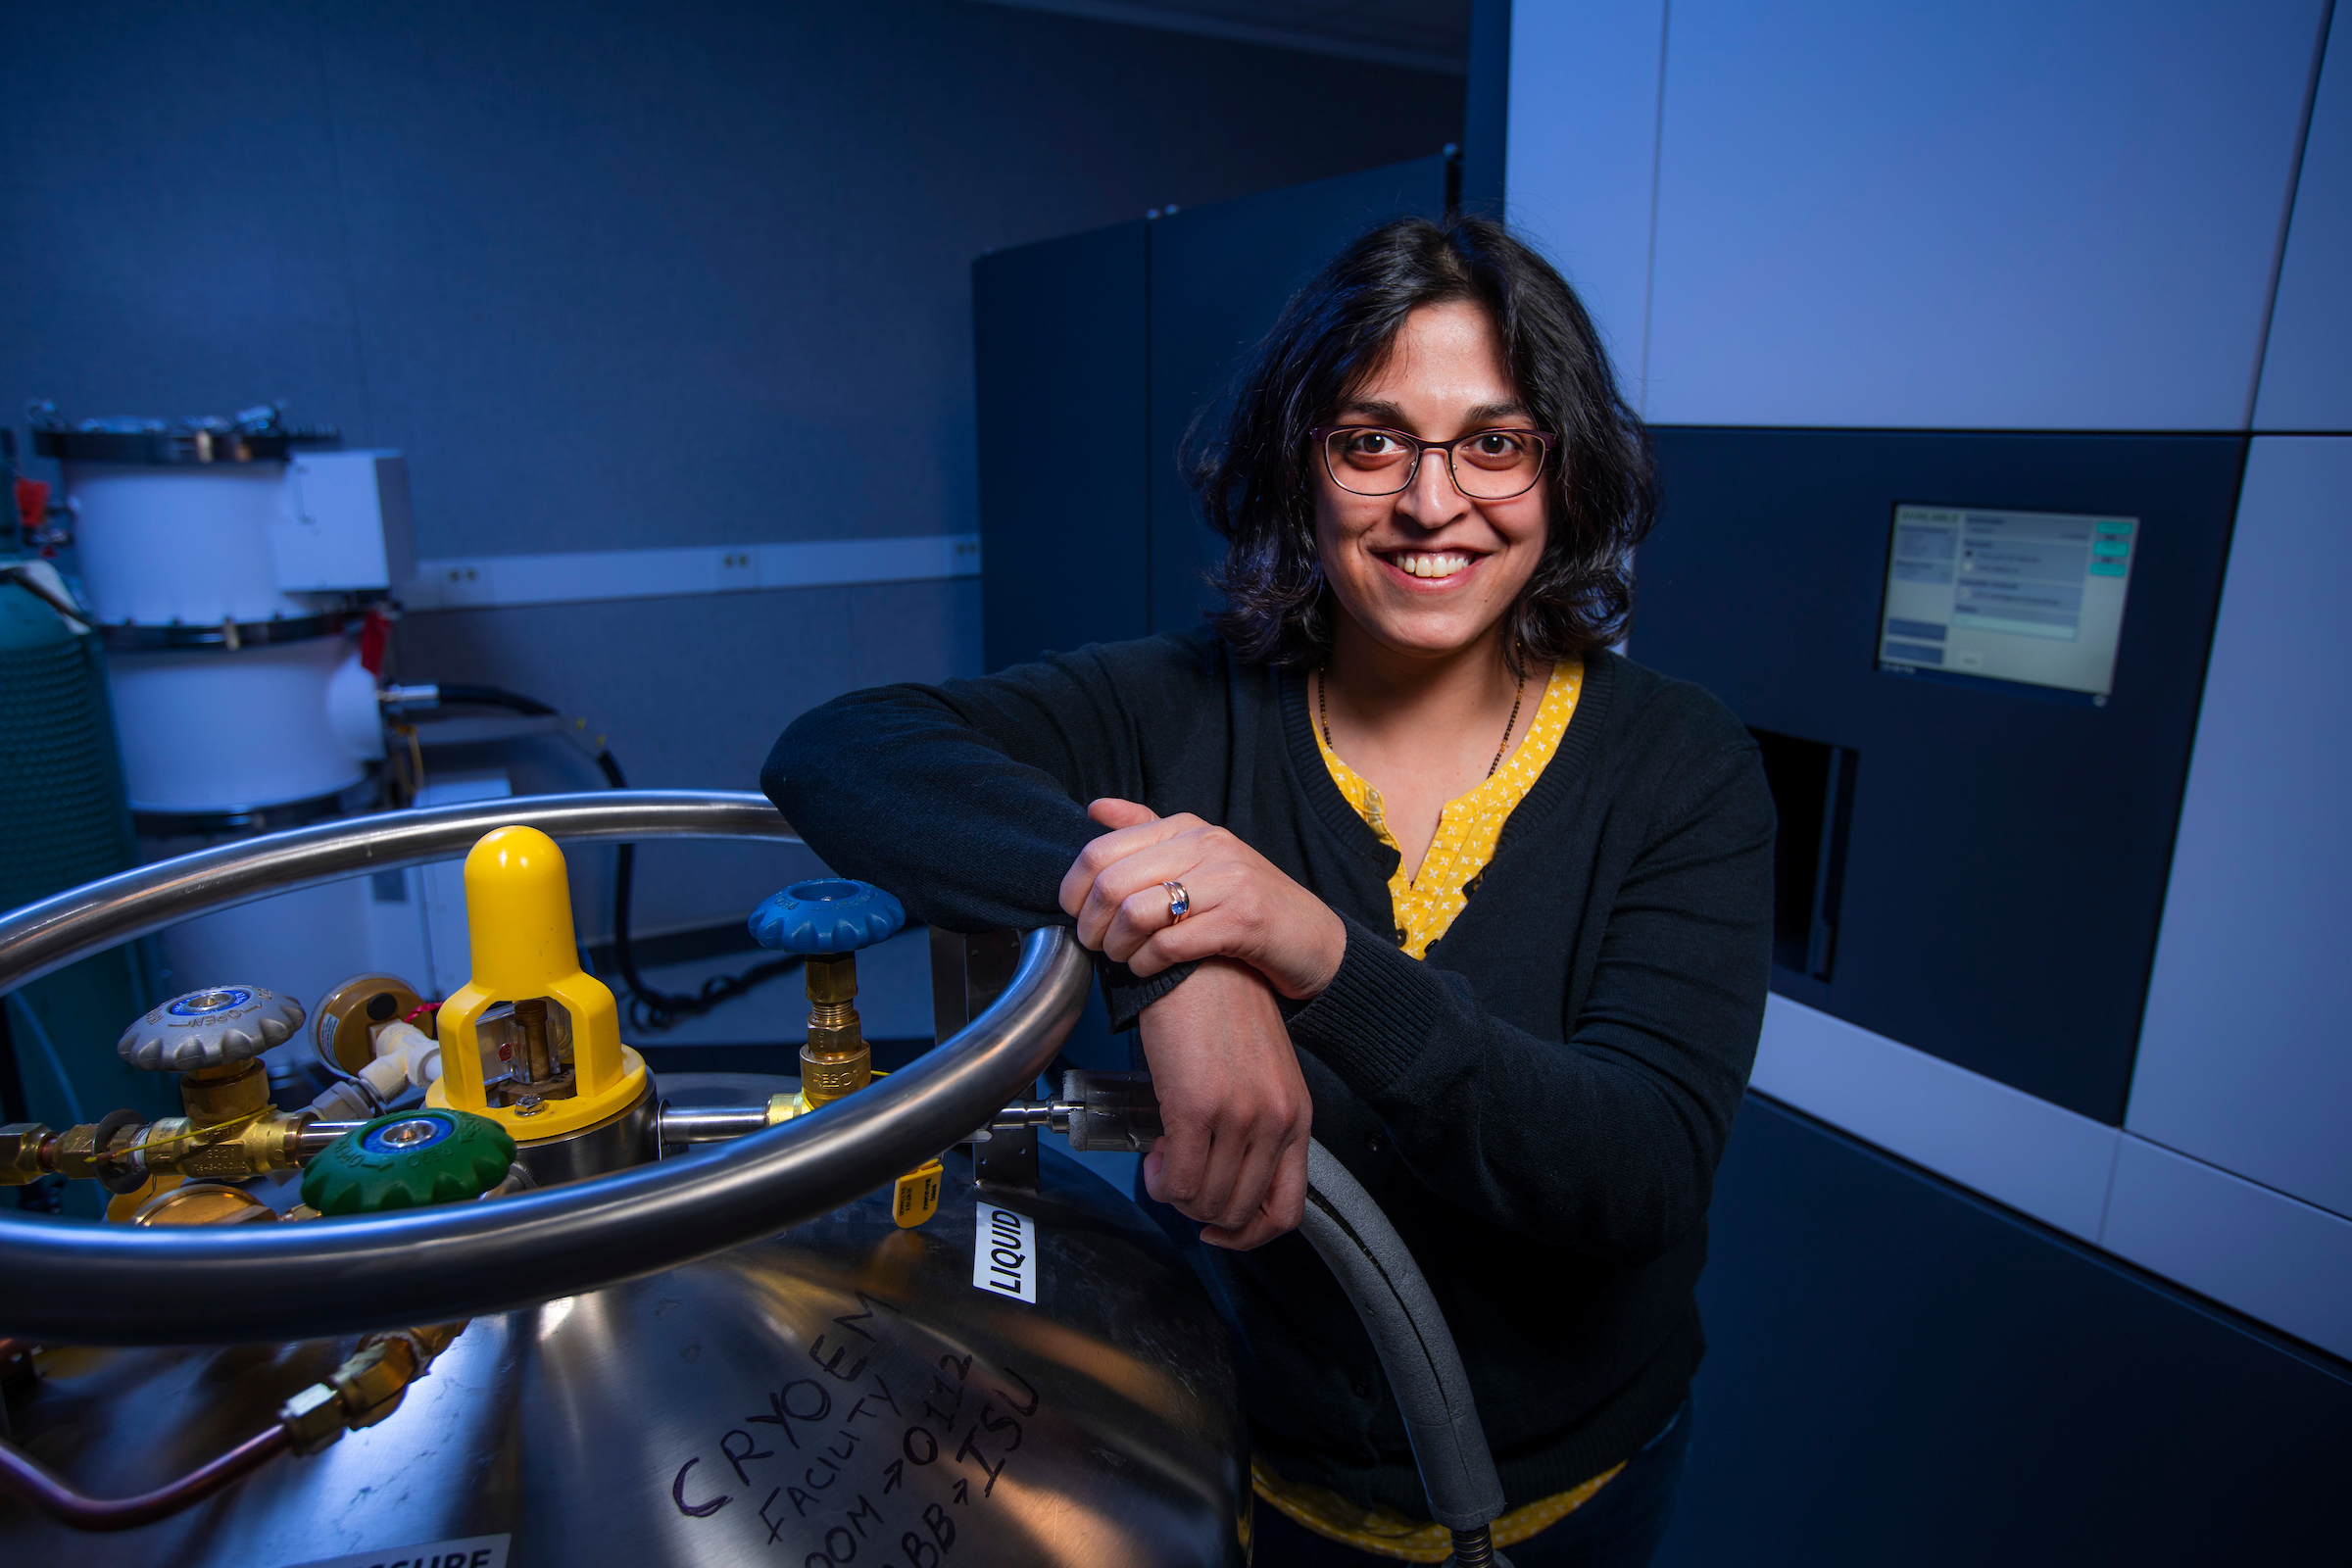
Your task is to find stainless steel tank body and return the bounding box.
[0,791,1250,1566]
[1,1138,1250,1566]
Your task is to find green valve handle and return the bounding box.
[302,1110,516,1216]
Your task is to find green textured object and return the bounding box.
[0,571,139,908]
[0,569,165,1156]
[302,1110,517,1215]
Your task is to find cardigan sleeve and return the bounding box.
[1283,737,1776,1262]
[760,638,1211,1027]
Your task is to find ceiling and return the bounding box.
[963,0,1472,75]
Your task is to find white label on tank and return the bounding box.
[283,1535,509,1568]
[972,1201,1038,1303]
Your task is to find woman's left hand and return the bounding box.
[1059,798,1348,1000]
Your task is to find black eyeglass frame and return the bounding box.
[1308,423,1559,501]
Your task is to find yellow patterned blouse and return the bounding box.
[1261,659,1609,1562]
[1313,659,1583,959]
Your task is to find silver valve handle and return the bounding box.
[117,985,306,1071]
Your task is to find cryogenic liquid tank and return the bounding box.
[0,793,1250,1566]
[0,793,1515,1567]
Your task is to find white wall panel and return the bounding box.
[1751,995,2120,1241]
[2129,437,2352,1219]
[1754,990,2352,1353]
[2102,1136,2352,1361]
[2255,18,2351,430]
[1504,0,1667,406]
[1634,0,2325,430]
[401,534,979,612]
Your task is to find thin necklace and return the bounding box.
[1319,665,1528,781]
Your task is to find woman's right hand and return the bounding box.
[1062,798,1347,1001]
[1135,956,1311,1250]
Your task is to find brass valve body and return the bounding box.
[179,1059,271,1123]
[0,1104,314,1186]
[134,1108,314,1180]
[797,955,870,1108]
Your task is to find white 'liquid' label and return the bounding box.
[972,1201,1037,1303]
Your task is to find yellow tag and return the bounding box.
[892,1158,944,1229]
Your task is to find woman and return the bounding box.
[765,217,1773,1566]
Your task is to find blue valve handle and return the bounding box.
[748,878,906,956]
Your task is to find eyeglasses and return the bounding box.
[1310,423,1557,501]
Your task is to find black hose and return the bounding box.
[426,686,803,1032]
[591,748,803,1033]
[431,683,556,718]
[1298,1141,1505,1538]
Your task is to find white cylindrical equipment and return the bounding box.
[33,412,409,823]
[63,463,313,626]
[29,410,415,1020]
[106,640,367,812]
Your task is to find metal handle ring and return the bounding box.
[0,791,1092,1347]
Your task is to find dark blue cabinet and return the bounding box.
[1636,429,2244,1119]
[973,155,1449,671]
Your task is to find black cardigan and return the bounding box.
[762,631,1774,1515]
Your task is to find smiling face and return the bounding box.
[1312,299,1548,666]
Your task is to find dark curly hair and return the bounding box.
[1195,216,1654,671]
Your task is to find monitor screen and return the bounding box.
[1877,504,2138,704]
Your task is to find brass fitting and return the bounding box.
[145,1108,314,1180]
[25,1104,315,1188]
[799,1047,871,1107]
[799,954,870,1108]
[0,1124,52,1185]
[128,1181,276,1226]
[805,953,858,1007]
[235,1108,315,1173]
[277,1384,346,1457]
[49,1121,137,1182]
[278,1321,468,1457]
[179,1059,271,1123]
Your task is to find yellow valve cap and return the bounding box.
[462,826,586,997]
[429,825,643,1138]
[893,1158,944,1229]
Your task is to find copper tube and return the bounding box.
[0,1422,291,1531]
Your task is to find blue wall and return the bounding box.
[0,0,1462,936]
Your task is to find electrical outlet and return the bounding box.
[716,549,759,590]
[434,562,495,608]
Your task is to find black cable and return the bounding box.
[426,685,802,1033]
[431,683,556,717]
[0,564,91,627]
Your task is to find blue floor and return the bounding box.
[1655,1096,2352,1565]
